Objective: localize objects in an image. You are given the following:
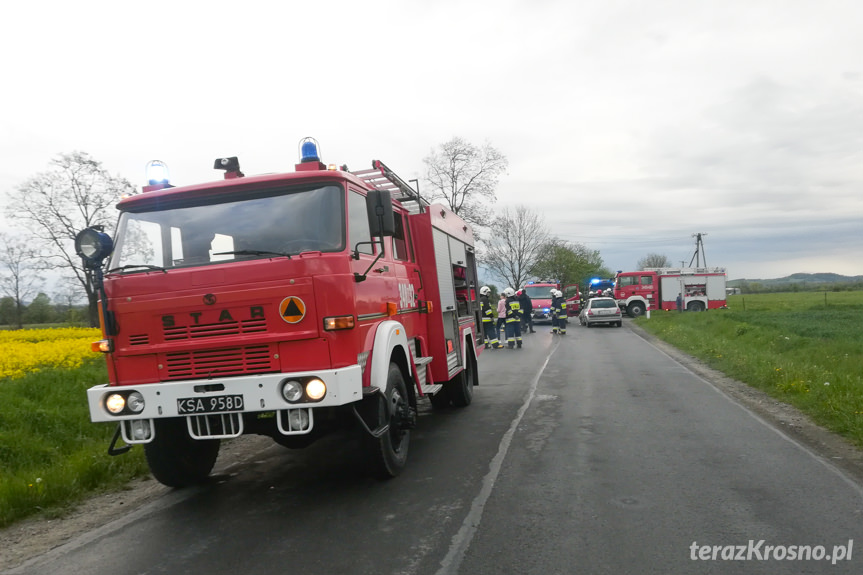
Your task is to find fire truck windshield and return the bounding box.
[109,184,344,272]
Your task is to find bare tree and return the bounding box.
[423,137,508,228]
[0,233,44,329]
[5,152,134,326]
[637,253,672,270]
[479,206,549,290]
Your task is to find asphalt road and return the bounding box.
[6,322,862,574]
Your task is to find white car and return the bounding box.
[579,297,623,328]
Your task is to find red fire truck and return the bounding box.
[524,281,581,323]
[75,139,482,487]
[614,267,727,317]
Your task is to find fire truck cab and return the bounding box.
[524,281,580,323]
[76,139,482,487]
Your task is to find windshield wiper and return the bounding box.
[213,250,292,259]
[106,264,167,273]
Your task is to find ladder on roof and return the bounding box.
[352,160,427,214]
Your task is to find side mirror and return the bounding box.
[366,190,395,237]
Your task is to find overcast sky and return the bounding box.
[2,0,861,281]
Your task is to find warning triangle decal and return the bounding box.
[279,296,306,324]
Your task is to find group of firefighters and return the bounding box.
[479,286,568,350]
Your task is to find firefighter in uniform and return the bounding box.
[550,288,560,334]
[552,289,568,335]
[480,286,502,349]
[504,287,523,348]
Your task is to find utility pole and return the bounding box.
[688,233,707,268]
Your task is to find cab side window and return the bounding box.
[640,275,653,286]
[392,212,412,261]
[348,190,374,255]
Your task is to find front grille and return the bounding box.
[164,345,274,380]
[164,318,267,342]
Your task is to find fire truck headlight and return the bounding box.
[288,409,310,431]
[129,419,151,441]
[105,393,126,415]
[281,380,304,403]
[305,379,326,401]
[127,391,145,413]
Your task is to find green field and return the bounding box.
[637,291,863,446]
[0,360,148,528]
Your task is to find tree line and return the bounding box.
[1,139,617,329]
[0,294,88,328]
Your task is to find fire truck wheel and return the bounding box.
[144,418,221,488]
[447,350,476,408]
[687,301,705,312]
[366,363,411,479]
[429,388,451,409]
[627,302,646,318]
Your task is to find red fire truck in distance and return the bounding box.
[613,267,727,317]
[524,281,581,323]
[75,139,482,487]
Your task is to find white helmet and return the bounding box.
[554,289,563,298]
[504,287,515,297]
[480,286,491,296]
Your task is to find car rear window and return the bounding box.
[591,299,616,309]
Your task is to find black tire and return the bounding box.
[429,388,451,409]
[687,301,705,312]
[627,302,646,317]
[144,418,220,488]
[616,321,623,327]
[447,349,476,408]
[365,363,411,479]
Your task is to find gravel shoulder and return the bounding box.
[3,326,862,570]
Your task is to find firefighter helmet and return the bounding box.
[480,286,491,296]
[504,287,515,297]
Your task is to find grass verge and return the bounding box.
[636,292,863,447]
[0,360,149,528]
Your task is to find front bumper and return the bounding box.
[532,309,553,322]
[87,366,362,423]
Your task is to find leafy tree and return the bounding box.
[422,137,508,228]
[0,232,43,329]
[0,296,16,326]
[24,292,54,324]
[637,253,671,270]
[6,152,133,326]
[479,205,549,291]
[532,239,609,290]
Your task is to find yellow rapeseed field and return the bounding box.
[0,327,102,380]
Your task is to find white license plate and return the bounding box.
[177,394,244,414]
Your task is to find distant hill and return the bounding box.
[728,273,863,289]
